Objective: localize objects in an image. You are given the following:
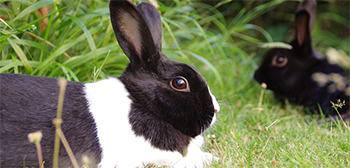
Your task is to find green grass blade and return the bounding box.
[0,60,23,73]
[184,50,223,89]
[63,46,115,68]
[161,17,189,61]
[179,15,215,56]
[13,0,55,22]
[7,38,33,73]
[16,6,67,31]
[67,15,97,59]
[244,24,273,43]
[32,26,100,75]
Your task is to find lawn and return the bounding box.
[1,0,349,167]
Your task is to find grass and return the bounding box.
[1,0,349,167]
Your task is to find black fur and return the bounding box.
[255,40,349,115]
[137,2,162,51]
[109,0,159,70]
[122,57,215,154]
[254,0,349,120]
[112,1,216,153]
[0,74,102,167]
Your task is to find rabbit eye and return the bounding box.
[170,77,190,92]
[272,55,288,67]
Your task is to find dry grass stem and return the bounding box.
[260,42,293,50]
[57,128,79,168]
[0,18,13,30]
[36,143,44,168]
[264,119,279,131]
[258,119,279,160]
[28,131,44,168]
[258,83,267,112]
[53,78,68,168]
[1,18,71,59]
[24,32,72,58]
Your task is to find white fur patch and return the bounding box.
[171,135,218,168]
[84,78,217,167]
[209,86,220,126]
[209,86,220,113]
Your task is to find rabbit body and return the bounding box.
[0,1,219,167]
[0,74,102,167]
[255,41,349,116]
[254,0,349,120]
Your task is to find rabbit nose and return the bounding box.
[214,108,219,113]
[207,86,220,113]
[212,96,220,113]
[209,89,220,113]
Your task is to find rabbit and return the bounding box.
[254,0,349,123]
[0,0,220,167]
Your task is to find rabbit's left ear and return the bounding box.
[295,0,316,48]
[137,2,162,51]
[109,0,160,69]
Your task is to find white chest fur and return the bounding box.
[84,78,216,167]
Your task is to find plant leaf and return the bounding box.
[13,0,55,21]
[7,38,33,73]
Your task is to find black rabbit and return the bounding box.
[254,0,349,123]
[0,1,220,167]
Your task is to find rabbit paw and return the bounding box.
[172,150,217,168]
[201,152,219,165]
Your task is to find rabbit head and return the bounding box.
[109,1,219,141]
[254,0,323,95]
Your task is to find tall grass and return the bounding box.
[1,0,128,82]
[1,0,349,167]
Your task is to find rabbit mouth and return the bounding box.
[209,113,217,127]
[208,88,219,127]
[199,113,216,136]
[199,103,218,134]
[209,87,220,113]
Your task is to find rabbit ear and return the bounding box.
[109,0,159,68]
[295,0,316,47]
[137,2,162,51]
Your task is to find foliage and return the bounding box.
[1,0,128,82]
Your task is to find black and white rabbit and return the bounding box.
[254,0,349,122]
[0,1,220,167]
